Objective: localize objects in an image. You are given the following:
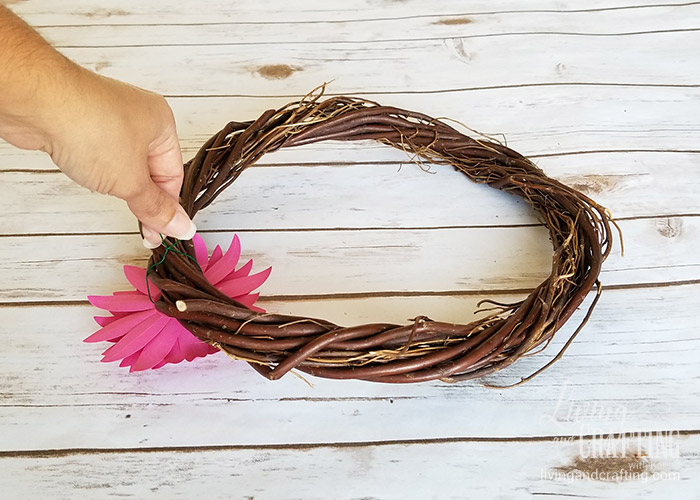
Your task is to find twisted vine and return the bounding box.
[145,88,619,385]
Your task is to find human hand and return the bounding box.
[0,5,195,248]
[41,70,196,248]
[2,68,195,248]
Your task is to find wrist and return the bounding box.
[0,6,85,151]
[0,55,90,152]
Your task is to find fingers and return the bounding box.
[126,181,196,248]
[139,105,190,248]
[148,122,184,203]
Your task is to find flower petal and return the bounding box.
[101,314,170,363]
[123,265,160,298]
[179,331,218,361]
[178,334,200,361]
[163,337,186,365]
[225,259,253,280]
[231,293,260,308]
[231,293,265,313]
[84,310,156,343]
[88,293,154,312]
[204,235,241,285]
[117,352,139,368]
[93,313,129,327]
[87,233,269,371]
[94,316,112,327]
[193,234,208,271]
[216,267,272,298]
[209,245,224,267]
[129,320,180,371]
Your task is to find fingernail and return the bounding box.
[142,226,162,249]
[143,238,161,249]
[163,209,197,241]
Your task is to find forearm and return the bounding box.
[1,6,194,245]
[0,5,83,149]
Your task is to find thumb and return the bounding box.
[126,182,196,248]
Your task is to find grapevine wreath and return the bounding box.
[88,88,620,385]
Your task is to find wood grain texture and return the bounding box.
[1,152,699,234]
[2,216,698,302]
[12,0,694,25]
[3,86,699,172]
[0,435,697,499]
[30,3,700,46]
[1,284,699,451]
[40,35,699,97]
[1,0,698,497]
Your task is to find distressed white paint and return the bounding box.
[2,151,700,233]
[1,284,699,452]
[1,436,698,499]
[0,0,698,497]
[1,216,698,301]
[3,87,699,168]
[11,0,694,25]
[23,3,700,50]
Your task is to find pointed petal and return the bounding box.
[93,314,126,327]
[178,331,217,361]
[84,310,156,343]
[209,245,224,267]
[101,315,170,363]
[163,337,186,365]
[186,342,218,360]
[192,234,208,271]
[232,292,259,308]
[117,352,139,368]
[204,235,241,285]
[247,303,266,313]
[123,266,147,294]
[112,290,162,302]
[129,323,180,371]
[123,265,161,299]
[178,335,198,362]
[226,259,253,280]
[88,293,154,312]
[217,267,272,297]
[231,293,265,313]
[94,316,111,327]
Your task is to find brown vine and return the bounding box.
[145,88,619,385]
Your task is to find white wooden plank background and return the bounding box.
[1,0,699,498]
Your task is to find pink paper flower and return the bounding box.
[85,234,271,372]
